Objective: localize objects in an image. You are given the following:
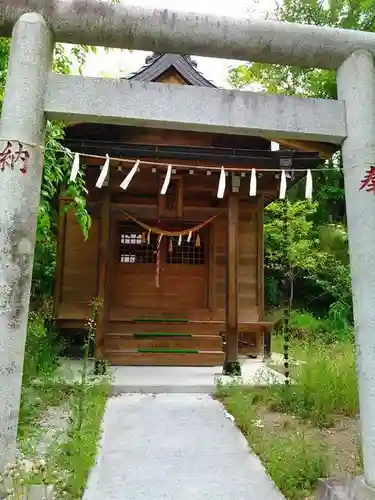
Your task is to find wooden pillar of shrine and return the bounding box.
[223,192,241,375]
[95,176,111,368]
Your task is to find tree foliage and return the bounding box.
[228,0,373,332]
[0,39,94,307]
[230,0,375,99]
[265,201,319,310]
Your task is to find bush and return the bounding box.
[23,312,62,385]
[265,275,280,308]
[289,310,324,339]
[286,309,354,344]
[322,302,354,343]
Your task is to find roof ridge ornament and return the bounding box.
[145,52,198,68]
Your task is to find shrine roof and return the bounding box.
[124,53,216,87]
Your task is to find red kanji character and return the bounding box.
[360,166,375,193]
[12,142,30,175]
[0,141,13,172]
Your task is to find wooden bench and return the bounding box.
[239,322,277,360]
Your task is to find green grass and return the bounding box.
[269,339,358,427]
[18,312,70,446]
[17,379,110,500]
[54,381,111,499]
[265,432,327,499]
[218,388,328,500]
[267,334,307,380]
[16,310,111,499]
[271,334,310,362]
[18,381,76,446]
[217,339,360,499]
[22,311,62,385]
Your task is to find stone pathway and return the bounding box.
[83,393,285,500]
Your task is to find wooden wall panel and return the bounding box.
[58,211,99,318]
[212,203,259,323]
[162,265,207,309]
[213,216,226,321]
[110,266,207,313]
[238,203,259,321]
[56,186,263,324]
[257,196,265,320]
[110,265,165,312]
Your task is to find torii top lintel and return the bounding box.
[1,0,375,70]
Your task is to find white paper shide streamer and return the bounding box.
[178,234,182,246]
[66,150,316,203]
[305,169,313,199]
[187,231,192,243]
[69,153,80,182]
[249,168,257,196]
[96,154,110,188]
[279,169,287,200]
[120,159,140,191]
[160,164,172,195]
[217,166,226,199]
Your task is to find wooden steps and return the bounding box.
[107,321,224,335]
[106,333,222,351]
[104,318,224,366]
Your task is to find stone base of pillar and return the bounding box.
[222,361,241,376]
[316,477,375,499]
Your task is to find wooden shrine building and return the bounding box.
[54,53,330,371]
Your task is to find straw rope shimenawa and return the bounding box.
[121,210,220,237]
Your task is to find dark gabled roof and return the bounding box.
[125,53,216,87]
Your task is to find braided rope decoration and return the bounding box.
[121,210,220,236]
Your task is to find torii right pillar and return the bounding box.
[320,50,375,498]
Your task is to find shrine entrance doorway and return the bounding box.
[109,219,209,321]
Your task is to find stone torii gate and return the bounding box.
[1,2,375,496]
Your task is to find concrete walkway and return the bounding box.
[58,357,285,394]
[83,393,284,500]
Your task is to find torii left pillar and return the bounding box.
[0,13,52,470]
